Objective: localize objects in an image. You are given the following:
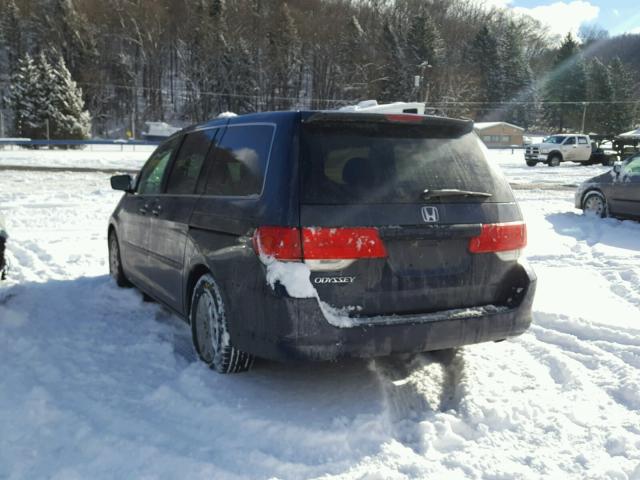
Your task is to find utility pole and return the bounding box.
[581,102,588,134]
[416,61,432,104]
[0,111,4,138]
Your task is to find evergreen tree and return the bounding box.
[10,51,91,139]
[227,39,258,113]
[541,33,586,132]
[0,0,24,74]
[405,13,443,102]
[266,2,302,109]
[338,15,368,99]
[378,21,408,102]
[49,53,91,139]
[500,22,534,127]
[467,26,503,120]
[609,57,635,134]
[585,58,614,134]
[8,54,42,137]
[34,52,57,135]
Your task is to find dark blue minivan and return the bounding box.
[108,111,536,373]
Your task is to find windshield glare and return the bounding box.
[543,135,567,144]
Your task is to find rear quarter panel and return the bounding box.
[182,113,302,349]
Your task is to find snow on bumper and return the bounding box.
[269,262,537,361]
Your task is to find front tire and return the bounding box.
[548,155,561,167]
[190,273,254,373]
[583,191,608,218]
[526,160,537,167]
[108,231,131,287]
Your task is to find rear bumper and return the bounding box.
[247,260,536,361]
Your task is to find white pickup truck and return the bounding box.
[525,134,592,167]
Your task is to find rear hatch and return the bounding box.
[278,113,524,318]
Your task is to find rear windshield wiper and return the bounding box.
[421,188,492,200]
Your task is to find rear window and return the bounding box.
[301,122,513,204]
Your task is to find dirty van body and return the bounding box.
[108,111,536,373]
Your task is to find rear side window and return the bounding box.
[166,129,216,194]
[623,156,640,177]
[301,122,514,204]
[203,124,274,197]
[137,137,181,195]
[578,137,588,144]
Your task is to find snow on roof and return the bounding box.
[338,100,425,114]
[474,122,525,131]
[619,128,640,138]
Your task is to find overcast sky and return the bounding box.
[481,0,640,40]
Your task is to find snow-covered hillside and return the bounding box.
[0,150,639,479]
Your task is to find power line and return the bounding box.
[3,78,638,107]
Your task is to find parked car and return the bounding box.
[576,153,640,218]
[0,214,7,280]
[108,111,536,373]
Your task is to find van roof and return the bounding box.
[184,110,471,133]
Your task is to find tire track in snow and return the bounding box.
[526,316,640,412]
[369,350,467,454]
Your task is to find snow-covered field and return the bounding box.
[1,150,639,479]
[0,145,153,171]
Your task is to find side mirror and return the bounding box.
[613,162,623,175]
[111,174,134,192]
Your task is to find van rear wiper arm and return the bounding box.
[421,188,492,200]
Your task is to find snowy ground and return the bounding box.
[1,149,639,479]
[0,145,153,171]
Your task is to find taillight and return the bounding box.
[468,222,527,254]
[252,226,387,261]
[253,226,302,260]
[384,114,425,123]
[302,227,387,259]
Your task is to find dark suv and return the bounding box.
[108,111,536,373]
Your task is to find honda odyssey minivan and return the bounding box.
[108,111,536,373]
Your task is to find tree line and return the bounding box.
[0,0,638,138]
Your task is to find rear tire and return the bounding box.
[190,273,254,373]
[526,160,537,167]
[582,191,608,218]
[108,231,131,288]
[548,155,561,167]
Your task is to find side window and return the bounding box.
[166,129,216,195]
[137,137,181,195]
[623,156,640,177]
[564,137,576,145]
[204,124,274,197]
[578,137,588,145]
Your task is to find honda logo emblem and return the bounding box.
[421,206,439,223]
